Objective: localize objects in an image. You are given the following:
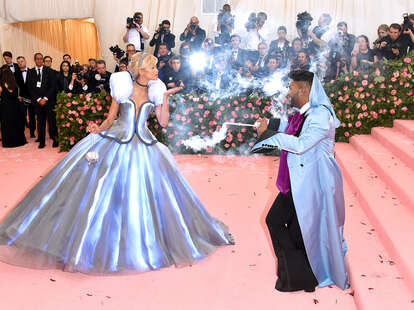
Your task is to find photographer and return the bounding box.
[114,43,136,72]
[351,35,378,71]
[291,50,310,71]
[156,43,174,69]
[70,61,89,94]
[336,22,356,61]
[241,12,267,52]
[307,13,334,55]
[252,42,269,78]
[179,16,206,50]
[162,56,188,91]
[269,26,290,67]
[149,20,175,56]
[122,12,149,52]
[378,23,410,60]
[402,13,414,51]
[215,4,234,46]
[373,24,390,60]
[88,60,111,93]
[227,34,247,71]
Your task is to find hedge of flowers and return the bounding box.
[56,51,414,153]
[147,94,275,154]
[55,91,111,151]
[324,50,414,142]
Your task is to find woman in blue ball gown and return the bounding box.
[0,52,234,274]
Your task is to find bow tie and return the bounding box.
[22,69,27,72]
[8,64,13,67]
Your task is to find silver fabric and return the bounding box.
[0,99,234,274]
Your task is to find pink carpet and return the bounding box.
[0,126,413,309]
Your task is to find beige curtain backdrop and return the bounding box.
[1,0,414,70]
[1,19,100,69]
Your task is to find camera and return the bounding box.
[190,22,197,31]
[373,36,390,47]
[126,15,141,29]
[403,13,414,33]
[73,61,89,80]
[109,45,125,60]
[245,13,258,30]
[296,12,313,40]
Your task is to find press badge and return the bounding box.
[36,81,42,88]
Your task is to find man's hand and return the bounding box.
[39,99,47,106]
[159,61,166,69]
[256,117,268,136]
[113,54,120,64]
[380,41,388,48]
[392,48,400,55]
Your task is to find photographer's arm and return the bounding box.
[308,30,325,47]
[87,98,119,133]
[123,29,129,43]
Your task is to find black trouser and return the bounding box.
[36,103,57,144]
[266,191,318,291]
[27,103,37,136]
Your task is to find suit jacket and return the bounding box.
[14,68,31,100]
[179,27,206,50]
[228,48,247,70]
[252,106,348,290]
[149,32,176,56]
[27,66,57,107]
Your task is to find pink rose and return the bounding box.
[393,71,400,78]
[67,93,72,98]
[391,89,397,96]
[354,92,359,98]
[390,109,395,114]
[344,132,350,137]
[353,71,359,77]
[404,57,412,63]
[362,80,368,86]
[401,107,408,111]
[355,121,362,128]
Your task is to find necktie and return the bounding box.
[37,68,41,81]
[276,111,304,195]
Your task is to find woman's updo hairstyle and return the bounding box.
[128,52,158,80]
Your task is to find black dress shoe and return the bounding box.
[35,138,40,142]
[38,143,45,149]
[304,287,316,293]
[52,140,59,148]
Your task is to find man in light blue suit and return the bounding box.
[253,70,349,292]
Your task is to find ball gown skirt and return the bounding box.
[0,100,234,274]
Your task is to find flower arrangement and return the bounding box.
[55,91,111,151]
[324,50,414,142]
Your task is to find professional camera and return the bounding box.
[126,15,141,29]
[73,61,89,81]
[337,30,351,48]
[109,45,125,60]
[403,13,414,33]
[296,11,313,40]
[190,22,197,31]
[245,13,259,30]
[373,36,391,47]
[157,23,169,35]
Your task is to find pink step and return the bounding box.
[350,134,414,212]
[343,181,414,310]
[336,142,414,295]
[394,120,414,139]
[371,127,414,171]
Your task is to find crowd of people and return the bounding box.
[1,7,414,149]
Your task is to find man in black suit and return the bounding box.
[44,55,59,77]
[114,43,136,72]
[15,56,36,138]
[88,60,111,93]
[27,53,58,148]
[2,51,20,74]
[149,20,176,56]
[227,34,246,71]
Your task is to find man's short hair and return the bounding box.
[44,56,52,61]
[230,34,241,41]
[277,26,287,33]
[126,43,136,50]
[258,42,268,49]
[119,59,128,66]
[2,51,12,58]
[34,52,43,60]
[133,12,143,18]
[159,42,168,48]
[322,13,332,25]
[16,56,25,61]
[170,55,180,62]
[390,23,402,32]
[161,20,171,26]
[258,12,267,20]
[289,70,314,86]
[97,59,106,66]
[337,21,347,28]
[63,54,71,59]
[89,58,97,62]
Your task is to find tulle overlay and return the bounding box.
[0,80,233,273]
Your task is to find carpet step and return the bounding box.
[343,181,414,310]
[371,127,414,171]
[350,134,414,213]
[336,142,414,296]
[394,120,414,139]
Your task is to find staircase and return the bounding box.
[335,120,414,310]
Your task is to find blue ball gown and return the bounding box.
[0,73,234,274]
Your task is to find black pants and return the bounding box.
[22,103,37,136]
[36,103,57,144]
[266,191,318,291]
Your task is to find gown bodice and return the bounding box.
[99,99,157,145]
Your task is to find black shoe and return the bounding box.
[30,134,36,138]
[304,287,316,293]
[38,143,45,149]
[52,140,59,148]
[35,138,40,142]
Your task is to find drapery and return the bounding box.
[0,19,100,69]
[1,0,414,69]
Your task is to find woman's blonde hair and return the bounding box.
[377,24,389,37]
[128,52,158,79]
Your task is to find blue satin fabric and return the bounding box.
[253,105,349,290]
[0,99,233,274]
